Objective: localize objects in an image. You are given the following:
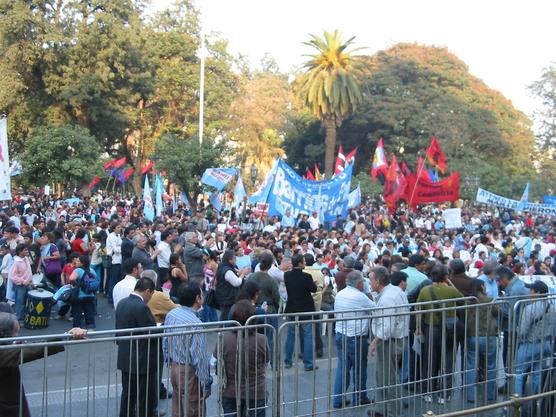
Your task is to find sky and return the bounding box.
[148,0,556,118]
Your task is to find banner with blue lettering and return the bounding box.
[544,196,556,206]
[260,159,353,222]
[476,188,556,216]
[347,184,361,209]
[201,168,237,191]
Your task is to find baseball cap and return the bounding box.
[525,280,549,294]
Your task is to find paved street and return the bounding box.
[18,297,506,417]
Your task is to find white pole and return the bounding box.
[198,16,205,147]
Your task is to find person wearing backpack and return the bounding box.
[69,255,99,329]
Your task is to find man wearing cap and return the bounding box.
[335,255,355,292]
[514,280,556,396]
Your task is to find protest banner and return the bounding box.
[544,196,556,206]
[0,116,11,201]
[443,208,462,229]
[252,159,353,222]
[476,188,556,216]
[406,172,459,208]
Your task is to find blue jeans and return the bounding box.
[14,284,28,320]
[333,333,369,406]
[199,304,219,323]
[465,336,498,401]
[107,263,121,302]
[284,320,313,368]
[222,397,266,417]
[72,297,95,328]
[515,340,552,396]
[264,316,279,364]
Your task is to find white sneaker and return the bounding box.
[437,396,451,405]
[422,394,433,403]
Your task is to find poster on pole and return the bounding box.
[0,116,12,201]
[443,208,462,229]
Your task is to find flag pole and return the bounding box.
[408,152,426,210]
[198,11,205,148]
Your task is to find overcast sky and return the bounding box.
[149,0,556,118]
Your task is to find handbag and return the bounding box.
[204,289,220,309]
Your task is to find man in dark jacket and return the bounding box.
[334,255,355,292]
[121,225,137,265]
[115,277,159,417]
[284,254,317,371]
[449,259,473,296]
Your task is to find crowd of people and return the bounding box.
[0,189,555,417]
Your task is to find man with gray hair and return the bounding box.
[477,260,499,300]
[369,266,409,417]
[332,270,375,409]
[182,231,204,283]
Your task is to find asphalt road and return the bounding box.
[17,296,507,417]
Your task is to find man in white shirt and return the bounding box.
[308,211,320,231]
[281,209,296,228]
[333,270,375,409]
[113,259,144,309]
[370,266,410,417]
[157,228,178,287]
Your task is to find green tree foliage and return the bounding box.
[286,43,537,198]
[20,125,101,188]
[152,134,230,210]
[530,64,556,155]
[300,30,362,177]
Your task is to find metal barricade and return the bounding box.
[4,293,556,417]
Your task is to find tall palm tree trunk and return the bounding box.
[323,115,337,178]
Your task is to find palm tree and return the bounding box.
[300,30,362,177]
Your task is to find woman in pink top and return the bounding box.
[8,244,33,320]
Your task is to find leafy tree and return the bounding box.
[152,134,231,211]
[530,64,556,156]
[229,67,297,181]
[300,30,362,177]
[20,125,101,188]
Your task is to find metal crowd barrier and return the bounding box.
[1,295,555,417]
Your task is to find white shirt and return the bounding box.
[113,275,139,308]
[157,241,172,269]
[371,284,410,340]
[334,286,375,337]
[106,232,123,264]
[308,216,320,231]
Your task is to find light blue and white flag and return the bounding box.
[154,174,164,217]
[544,196,556,206]
[201,168,237,191]
[515,182,529,212]
[233,176,247,209]
[9,160,22,176]
[210,191,223,212]
[179,192,190,208]
[347,184,361,209]
[143,176,154,221]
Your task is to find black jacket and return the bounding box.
[284,268,317,314]
[115,294,158,375]
[121,237,134,263]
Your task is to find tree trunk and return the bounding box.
[323,115,337,178]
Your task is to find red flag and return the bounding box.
[426,137,447,174]
[371,138,388,180]
[314,164,323,181]
[306,168,315,181]
[406,171,459,209]
[113,157,127,169]
[88,175,101,190]
[417,156,433,182]
[334,146,346,175]
[124,167,135,180]
[383,155,407,209]
[401,161,410,176]
[345,147,357,165]
[141,161,154,174]
[103,159,116,170]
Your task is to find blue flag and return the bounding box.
[347,184,361,209]
[155,174,164,217]
[143,176,154,222]
[201,168,237,191]
[233,176,247,209]
[179,192,190,208]
[516,182,529,212]
[210,191,223,211]
[544,196,556,206]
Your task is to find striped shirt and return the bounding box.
[163,306,213,388]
